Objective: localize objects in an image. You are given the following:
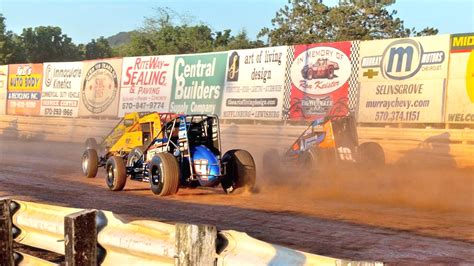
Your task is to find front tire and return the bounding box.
[106,156,127,191]
[149,153,180,196]
[222,150,256,194]
[82,149,98,178]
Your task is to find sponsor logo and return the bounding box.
[16,65,32,76]
[82,62,118,114]
[45,65,53,87]
[361,39,445,80]
[451,33,474,51]
[290,46,351,95]
[227,51,239,81]
[301,95,333,116]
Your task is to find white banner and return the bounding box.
[221,46,288,120]
[358,35,450,123]
[40,62,82,117]
[0,65,7,115]
[78,58,122,117]
[119,55,175,117]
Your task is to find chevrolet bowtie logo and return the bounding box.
[363,69,379,79]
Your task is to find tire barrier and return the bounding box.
[0,199,383,265]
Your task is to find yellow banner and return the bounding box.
[8,74,43,91]
[445,33,474,123]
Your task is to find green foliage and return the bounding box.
[19,26,82,63]
[0,14,25,64]
[259,0,438,45]
[83,37,113,60]
[119,8,264,56]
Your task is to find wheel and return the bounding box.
[221,150,256,194]
[105,156,127,191]
[262,148,280,177]
[127,146,145,179]
[358,142,385,167]
[149,153,180,196]
[82,149,98,178]
[85,138,98,149]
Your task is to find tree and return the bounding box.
[122,7,265,56]
[259,0,438,45]
[226,30,265,50]
[84,37,113,59]
[0,14,25,64]
[20,26,82,63]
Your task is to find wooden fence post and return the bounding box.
[175,224,217,266]
[0,198,14,266]
[64,209,97,266]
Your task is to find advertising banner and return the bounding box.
[40,61,83,117]
[7,63,43,116]
[119,55,175,117]
[221,46,289,120]
[170,52,227,115]
[446,33,474,123]
[358,35,450,123]
[78,58,122,117]
[288,41,358,120]
[0,65,7,115]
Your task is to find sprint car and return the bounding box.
[87,114,256,196]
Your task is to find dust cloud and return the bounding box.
[222,124,474,214]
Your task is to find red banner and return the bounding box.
[288,41,352,120]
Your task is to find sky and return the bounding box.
[0,0,472,44]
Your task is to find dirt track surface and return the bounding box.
[0,137,473,264]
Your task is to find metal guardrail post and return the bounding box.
[0,198,14,266]
[65,209,97,266]
[175,224,217,266]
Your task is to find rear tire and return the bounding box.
[221,150,256,194]
[149,153,180,196]
[359,142,385,167]
[106,156,127,191]
[82,149,98,178]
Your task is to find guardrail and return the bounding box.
[0,198,382,266]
